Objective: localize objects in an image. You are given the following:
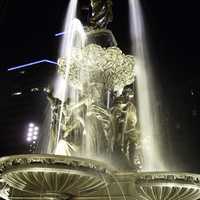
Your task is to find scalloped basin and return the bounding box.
[0,154,112,197]
[135,172,200,200]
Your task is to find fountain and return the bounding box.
[1,0,200,200]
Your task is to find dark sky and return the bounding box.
[0,0,200,172]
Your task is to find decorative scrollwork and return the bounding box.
[58,44,135,92]
[0,155,112,198]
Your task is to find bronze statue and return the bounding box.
[111,87,143,170]
[47,90,62,154]
[55,42,141,170]
[47,81,113,158]
[89,0,113,29]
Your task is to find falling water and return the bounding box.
[54,0,86,154]
[60,0,78,57]
[54,0,78,154]
[129,0,165,171]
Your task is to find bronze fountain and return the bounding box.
[1,0,200,199]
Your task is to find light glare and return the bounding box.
[33,131,38,135]
[26,123,39,143]
[34,127,39,131]
[28,128,33,132]
[27,132,32,137]
[27,137,32,142]
[7,59,57,71]
[33,136,37,140]
[29,123,34,128]
[12,92,22,96]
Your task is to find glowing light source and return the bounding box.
[7,59,57,71]
[55,32,66,37]
[30,88,39,92]
[27,137,32,142]
[34,127,39,131]
[33,131,38,136]
[12,92,22,96]
[26,123,39,143]
[28,127,33,132]
[27,132,32,137]
[33,136,37,140]
[29,123,34,128]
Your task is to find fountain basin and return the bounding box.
[0,154,112,199]
[135,172,200,200]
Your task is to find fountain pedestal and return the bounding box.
[0,155,112,200]
[73,172,200,200]
[2,167,200,200]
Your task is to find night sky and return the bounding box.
[0,0,200,173]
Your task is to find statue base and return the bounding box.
[1,155,200,200]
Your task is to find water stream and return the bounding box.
[56,0,78,151]
[53,0,165,172]
[129,0,165,171]
[60,0,78,57]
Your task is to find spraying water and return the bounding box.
[54,0,86,154]
[55,0,78,154]
[60,0,78,57]
[129,0,165,171]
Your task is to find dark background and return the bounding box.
[0,0,200,173]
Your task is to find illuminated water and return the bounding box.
[53,0,164,171]
[54,0,86,154]
[60,0,78,57]
[129,0,165,171]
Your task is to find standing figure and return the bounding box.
[81,82,113,158]
[47,82,113,158]
[47,90,62,154]
[111,87,143,170]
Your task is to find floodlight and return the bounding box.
[33,136,37,140]
[28,128,33,132]
[33,131,38,136]
[29,123,34,128]
[27,137,32,142]
[27,132,32,137]
[34,127,39,131]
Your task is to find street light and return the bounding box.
[26,137,32,142]
[29,123,34,128]
[34,127,39,131]
[33,131,38,136]
[27,132,32,137]
[33,136,37,140]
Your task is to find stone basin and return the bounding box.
[0,154,112,199]
[135,172,200,200]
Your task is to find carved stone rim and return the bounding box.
[135,172,200,189]
[0,154,113,177]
